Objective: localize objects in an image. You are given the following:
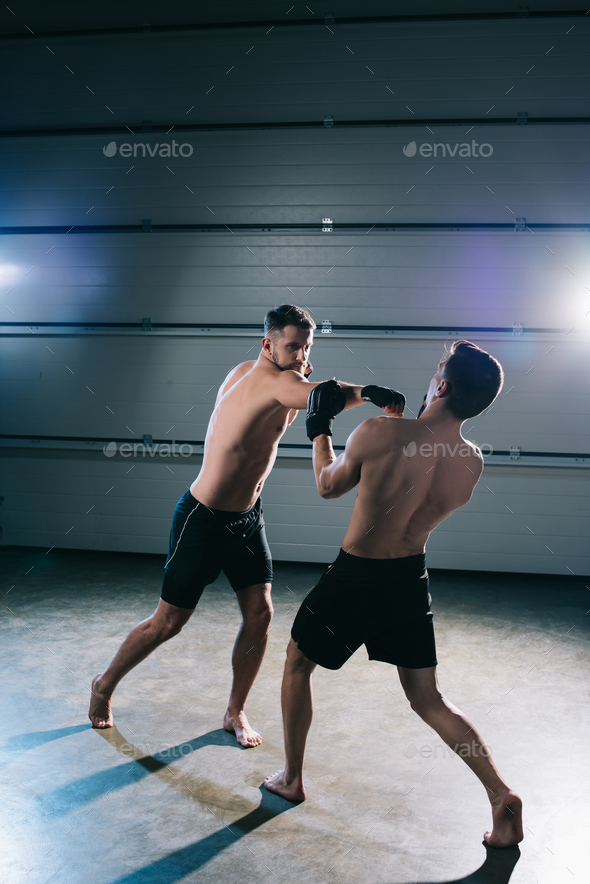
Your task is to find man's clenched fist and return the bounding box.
[306,380,347,441]
[361,385,406,415]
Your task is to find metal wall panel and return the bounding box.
[1,15,589,575]
[2,128,590,226]
[1,335,588,453]
[1,452,588,575]
[2,17,589,128]
[2,231,589,330]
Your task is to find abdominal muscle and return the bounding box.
[191,437,279,511]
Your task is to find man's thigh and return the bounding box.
[286,636,318,675]
[397,665,441,705]
[290,566,364,670]
[222,522,273,592]
[152,598,196,629]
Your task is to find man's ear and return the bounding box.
[261,336,272,355]
[436,378,450,399]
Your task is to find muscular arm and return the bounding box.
[275,370,365,412]
[313,422,367,499]
[335,381,365,411]
[273,370,318,410]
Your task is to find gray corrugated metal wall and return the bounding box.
[1,11,589,575]
[2,330,589,574]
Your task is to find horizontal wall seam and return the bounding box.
[0,10,586,43]
[0,322,565,332]
[2,117,590,138]
[1,435,588,460]
[1,223,589,235]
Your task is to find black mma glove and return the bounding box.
[417,393,428,417]
[361,384,406,414]
[304,361,313,378]
[306,380,347,441]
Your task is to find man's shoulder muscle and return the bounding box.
[357,414,406,445]
[229,359,256,379]
[344,416,390,459]
[220,360,255,391]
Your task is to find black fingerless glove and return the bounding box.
[361,384,406,412]
[304,361,313,378]
[306,380,347,441]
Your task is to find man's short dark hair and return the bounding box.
[264,304,316,338]
[442,340,504,420]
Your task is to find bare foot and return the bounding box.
[484,790,523,848]
[223,710,261,747]
[88,674,114,728]
[264,769,306,803]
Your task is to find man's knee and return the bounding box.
[159,619,184,641]
[285,638,316,674]
[249,602,273,632]
[405,688,443,720]
[241,586,273,630]
[398,666,442,720]
[151,610,191,642]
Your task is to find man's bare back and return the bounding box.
[338,414,483,559]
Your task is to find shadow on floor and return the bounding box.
[106,785,294,884]
[11,724,521,884]
[407,843,521,884]
[39,727,256,815]
[104,827,520,884]
[3,724,88,753]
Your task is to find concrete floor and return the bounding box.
[1,546,589,884]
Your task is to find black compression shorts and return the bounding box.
[291,549,437,670]
[160,490,273,610]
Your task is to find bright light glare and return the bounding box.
[0,264,21,285]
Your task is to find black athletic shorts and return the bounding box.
[291,549,437,670]
[160,490,273,610]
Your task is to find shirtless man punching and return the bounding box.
[89,305,405,746]
[265,340,524,847]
